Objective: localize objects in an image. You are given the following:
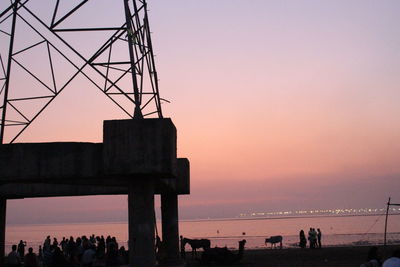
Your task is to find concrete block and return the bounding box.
[176,158,190,194]
[103,118,177,179]
[157,158,190,195]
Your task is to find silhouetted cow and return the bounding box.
[265,235,283,249]
[182,238,211,258]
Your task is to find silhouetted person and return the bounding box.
[43,236,51,252]
[90,234,96,245]
[7,245,21,267]
[105,242,120,266]
[111,236,118,250]
[67,236,76,258]
[96,236,106,259]
[180,235,186,259]
[81,244,96,267]
[42,245,53,267]
[82,236,90,254]
[360,246,381,267]
[155,236,166,263]
[38,245,43,261]
[299,230,307,248]
[308,228,317,249]
[118,246,128,265]
[60,237,67,253]
[51,246,68,267]
[155,235,162,254]
[76,236,84,260]
[106,235,112,250]
[52,237,58,247]
[317,228,322,248]
[382,249,400,267]
[17,240,26,259]
[24,247,39,267]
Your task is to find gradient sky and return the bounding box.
[2,0,400,223]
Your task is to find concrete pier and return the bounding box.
[161,193,181,265]
[0,119,190,267]
[0,198,5,267]
[129,181,156,267]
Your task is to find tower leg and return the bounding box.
[128,180,156,267]
[0,198,6,267]
[161,193,182,266]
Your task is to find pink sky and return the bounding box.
[2,0,400,223]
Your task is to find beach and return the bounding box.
[5,245,398,266]
[184,245,399,267]
[6,215,400,252]
[4,218,400,266]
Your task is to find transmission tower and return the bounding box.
[0,0,163,144]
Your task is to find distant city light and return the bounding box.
[238,207,400,218]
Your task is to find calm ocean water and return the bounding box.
[5,214,400,252]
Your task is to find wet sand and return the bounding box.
[184,245,399,266]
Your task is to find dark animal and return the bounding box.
[201,239,246,265]
[265,235,283,249]
[182,238,211,258]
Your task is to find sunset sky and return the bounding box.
[2,0,400,224]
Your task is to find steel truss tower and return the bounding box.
[0,0,163,144]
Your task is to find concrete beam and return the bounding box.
[0,143,103,183]
[0,183,125,199]
[0,159,190,199]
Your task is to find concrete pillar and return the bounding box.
[161,193,181,265]
[128,180,156,267]
[0,198,6,267]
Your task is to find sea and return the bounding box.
[5,214,400,252]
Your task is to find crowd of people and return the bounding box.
[6,235,128,267]
[299,228,322,249]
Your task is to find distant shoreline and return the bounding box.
[6,213,400,226]
[181,213,400,223]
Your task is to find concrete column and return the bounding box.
[161,193,181,265]
[0,198,6,267]
[128,180,156,267]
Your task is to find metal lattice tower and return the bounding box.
[0,0,163,144]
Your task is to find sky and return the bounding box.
[1,0,400,224]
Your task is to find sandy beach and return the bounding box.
[184,245,399,267]
[4,245,399,266]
